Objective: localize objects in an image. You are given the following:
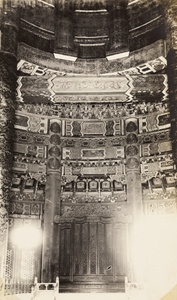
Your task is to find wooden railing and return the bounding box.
[31,277,59,300]
[4,279,33,296]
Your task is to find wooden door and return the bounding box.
[59,217,127,285]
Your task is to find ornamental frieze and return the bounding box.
[12,161,46,174]
[16,74,168,103]
[62,147,124,160]
[141,159,174,174]
[16,101,169,119]
[61,137,124,148]
[64,120,121,137]
[61,194,127,203]
[143,187,176,201]
[9,201,44,216]
[14,111,171,137]
[139,113,171,133]
[15,130,49,145]
[140,141,172,157]
[144,201,177,215]
[139,130,170,144]
[60,203,132,223]
[17,55,167,78]
[13,143,47,158]
[15,112,48,134]
[9,190,45,202]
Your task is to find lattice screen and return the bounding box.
[20,249,35,281]
[5,249,13,280]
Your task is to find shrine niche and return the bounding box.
[1,0,177,297]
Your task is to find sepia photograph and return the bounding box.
[0,0,177,299]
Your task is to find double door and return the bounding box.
[59,217,127,285]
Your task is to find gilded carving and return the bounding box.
[61,203,130,221]
[15,130,49,145]
[50,134,61,145]
[126,133,138,144]
[126,158,139,169]
[47,158,61,169]
[48,146,61,157]
[51,76,129,93]
[17,100,169,120]
[144,201,177,215]
[81,121,106,136]
[61,194,127,203]
[81,149,105,159]
[126,145,138,156]
[15,113,48,134]
[50,122,61,133]
[18,55,167,78]
[126,121,137,132]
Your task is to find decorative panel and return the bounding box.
[98,223,105,275]
[81,223,88,275]
[60,224,72,276]
[16,74,168,103]
[15,112,48,134]
[5,250,13,280]
[74,224,81,275]
[81,121,106,136]
[20,249,35,281]
[59,218,127,282]
[13,143,47,158]
[139,113,171,133]
[105,223,113,275]
[89,223,97,275]
[60,229,65,275]
[141,141,172,157]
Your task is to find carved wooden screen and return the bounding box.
[59,218,127,283]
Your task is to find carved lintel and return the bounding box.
[60,203,132,223]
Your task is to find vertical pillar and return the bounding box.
[108,0,129,51]
[42,119,61,283]
[0,1,18,279]
[125,118,143,282]
[54,2,74,54]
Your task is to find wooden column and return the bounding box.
[125,118,143,282]
[0,1,18,279]
[42,119,61,282]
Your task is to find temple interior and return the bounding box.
[0,0,177,299]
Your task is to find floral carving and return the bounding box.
[60,203,132,223]
[48,158,61,169]
[126,145,138,156]
[48,146,61,157]
[126,133,138,144]
[126,121,137,132]
[50,122,61,133]
[50,134,61,145]
[126,158,139,169]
